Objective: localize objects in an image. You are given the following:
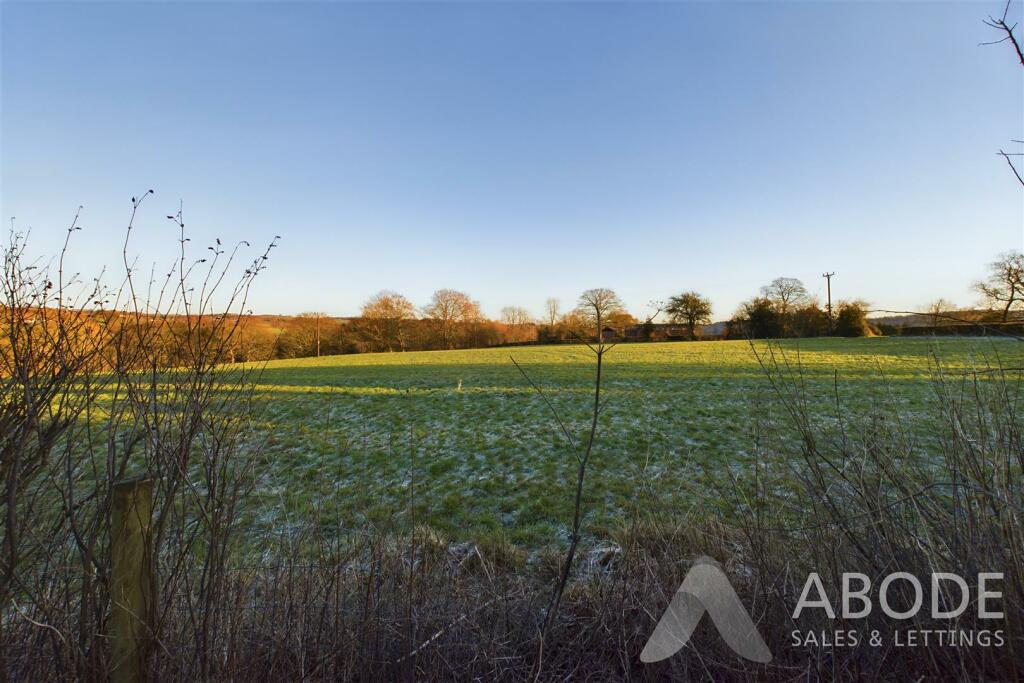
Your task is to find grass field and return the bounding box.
[246,337,1024,547]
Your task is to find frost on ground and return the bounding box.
[239,338,1021,547]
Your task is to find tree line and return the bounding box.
[230,280,859,361]
[231,249,1024,361]
[10,249,1014,365]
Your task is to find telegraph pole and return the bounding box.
[315,313,321,357]
[822,272,835,333]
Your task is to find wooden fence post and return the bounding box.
[110,476,155,683]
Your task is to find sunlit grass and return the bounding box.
[244,337,1024,547]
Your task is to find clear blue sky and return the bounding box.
[2,1,1021,320]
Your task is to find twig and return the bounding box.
[982,0,1024,65]
[510,356,578,452]
[999,150,1024,187]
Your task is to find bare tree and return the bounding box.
[975,251,1024,322]
[761,277,810,336]
[500,305,532,327]
[575,288,624,338]
[544,298,560,327]
[422,289,482,350]
[665,291,713,340]
[924,298,957,326]
[361,291,416,352]
[760,277,809,316]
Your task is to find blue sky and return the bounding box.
[2,1,1021,320]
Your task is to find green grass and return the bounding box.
[244,337,1024,547]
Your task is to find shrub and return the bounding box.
[834,299,872,337]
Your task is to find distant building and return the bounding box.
[618,321,729,341]
[592,321,729,342]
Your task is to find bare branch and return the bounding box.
[999,150,1024,187]
[509,356,578,453]
[983,0,1024,65]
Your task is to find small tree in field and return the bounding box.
[974,251,1024,322]
[665,291,712,340]
[516,286,625,662]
